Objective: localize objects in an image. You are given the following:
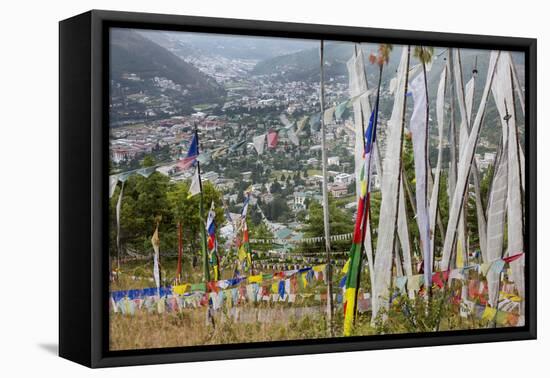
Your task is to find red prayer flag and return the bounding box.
[432,272,444,288]
[175,155,197,170]
[503,252,524,264]
[207,281,219,293]
[432,271,449,289]
[267,130,278,148]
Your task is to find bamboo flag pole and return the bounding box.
[195,123,210,284]
[319,40,334,334]
[353,42,384,324]
[195,122,215,327]
[448,49,458,210]
[420,46,433,294]
[489,101,514,328]
[115,181,125,281]
[176,221,183,283]
[509,54,525,115]
[508,73,526,318]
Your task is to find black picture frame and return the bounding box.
[59,9,537,368]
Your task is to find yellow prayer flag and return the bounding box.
[341,259,350,274]
[238,245,247,262]
[173,284,189,295]
[313,264,326,273]
[501,292,522,302]
[456,240,464,268]
[482,306,497,321]
[360,180,368,197]
[248,275,263,284]
[301,272,308,288]
[343,287,357,337]
[213,265,219,281]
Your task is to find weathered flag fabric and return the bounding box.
[253,134,266,155]
[188,167,201,198]
[176,133,199,170]
[408,71,432,289]
[151,224,161,296]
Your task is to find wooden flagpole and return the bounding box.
[319,40,334,335]
[194,123,209,284]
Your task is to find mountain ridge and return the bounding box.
[110,28,225,103]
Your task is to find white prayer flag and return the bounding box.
[492,53,525,316]
[287,127,299,146]
[429,66,447,266]
[372,46,410,320]
[409,71,431,287]
[253,134,266,155]
[151,225,161,296]
[440,51,500,271]
[188,167,201,198]
[323,106,336,125]
[486,146,508,307]
[109,175,119,198]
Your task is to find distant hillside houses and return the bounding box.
[260,192,274,204]
[110,140,155,163]
[111,147,138,164]
[328,183,348,198]
[216,178,236,191]
[293,191,310,211]
[307,157,319,166]
[201,171,219,182]
[334,172,354,185]
[327,156,340,166]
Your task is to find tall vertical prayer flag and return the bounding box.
[429,65,447,268]
[238,191,253,272]
[347,47,372,198]
[243,222,252,269]
[498,54,525,318]
[151,223,161,296]
[115,181,125,275]
[206,202,216,251]
[373,46,410,320]
[453,50,475,270]
[206,201,220,281]
[343,163,367,336]
[440,51,500,271]
[176,222,183,282]
[409,71,431,289]
[343,107,377,336]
